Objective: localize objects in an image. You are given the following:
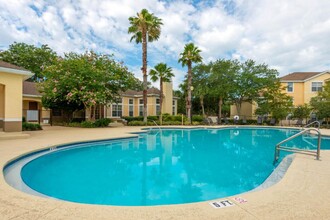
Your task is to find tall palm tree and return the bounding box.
[128,9,163,123]
[149,63,174,125]
[178,43,202,124]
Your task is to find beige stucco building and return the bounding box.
[0,61,33,132]
[105,82,178,119]
[280,71,330,106]
[230,71,330,119]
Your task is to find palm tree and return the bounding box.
[149,63,174,125]
[128,9,163,123]
[178,43,202,124]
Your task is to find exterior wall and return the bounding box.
[22,97,51,123]
[281,72,330,106]
[0,84,4,128]
[230,102,257,119]
[162,82,173,114]
[147,96,156,116]
[281,82,304,105]
[304,73,330,104]
[0,72,24,131]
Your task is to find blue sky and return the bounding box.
[1,0,330,89]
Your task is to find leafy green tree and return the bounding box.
[192,64,210,117]
[40,51,138,121]
[0,42,57,81]
[174,90,186,114]
[178,43,203,124]
[149,63,174,125]
[209,59,239,121]
[128,9,163,123]
[255,81,293,125]
[230,60,278,116]
[310,81,330,127]
[293,104,311,122]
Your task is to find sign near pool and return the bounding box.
[209,200,235,208]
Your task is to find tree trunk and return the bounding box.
[92,105,96,121]
[187,61,192,124]
[200,95,205,117]
[142,29,148,124]
[218,98,223,124]
[159,79,163,125]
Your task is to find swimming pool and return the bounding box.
[4,127,330,206]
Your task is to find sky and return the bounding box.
[1,0,330,90]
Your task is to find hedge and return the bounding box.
[22,122,42,131]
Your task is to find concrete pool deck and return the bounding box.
[0,125,330,220]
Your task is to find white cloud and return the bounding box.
[1,0,330,89]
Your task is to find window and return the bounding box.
[139,99,144,116]
[172,100,176,115]
[156,98,160,115]
[139,106,144,116]
[112,98,122,117]
[287,82,293,92]
[129,99,134,117]
[311,82,323,92]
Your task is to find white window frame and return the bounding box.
[129,99,134,117]
[287,82,294,93]
[111,98,122,117]
[311,81,323,92]
[139,99,144,116]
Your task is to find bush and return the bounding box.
[67,122,82,127]
[122,116,143,122]
[147,116,159,121]
[192,115,203,122]
[22,122,42,131]
[94,118,112,127]
[80,121,96,128]
[128,121,146,126]
[162,121,182,125]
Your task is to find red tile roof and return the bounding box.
[280,72,321,81]
[0,60,28,71]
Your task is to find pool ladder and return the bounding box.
[273,128,321,164]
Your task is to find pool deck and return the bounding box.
[0,125,330,220]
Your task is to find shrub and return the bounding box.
[162,121,182,125]
[67,122,81,127]
[80,121,96,128]
[147,116,159,121]
[128,121,146,126]
[94,118,112,127]
[22,122,42,131]
[192,115,203,122]
[192,121,202,125]
[122,116,143,122]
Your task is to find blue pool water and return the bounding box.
[17,128,330,206]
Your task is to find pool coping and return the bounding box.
[0,125,330,219]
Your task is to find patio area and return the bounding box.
[0,125,330,220]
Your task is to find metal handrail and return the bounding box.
[274,128,321,164]
[304,121,320,129]
[151,120,162,132]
